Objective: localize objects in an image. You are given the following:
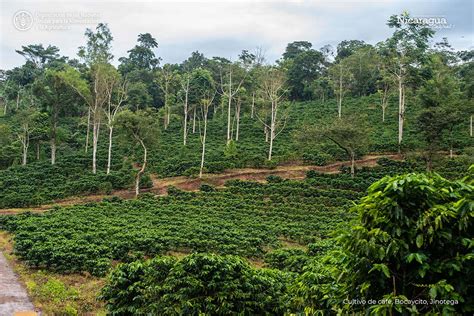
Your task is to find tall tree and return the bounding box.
[417,54,463,170]
[257,67,288,160]
[307,115,370,177]
[104,69,128,174]
[381,12,434,151]
[33,68,78,164]
[156,64,178,129]
[75,23,115,173]
[118,33,160,73]
[16,44,63,69]
[328,58,353,118]
[220,62,246,144]
[116,109,158,196]
[14,108,41,165]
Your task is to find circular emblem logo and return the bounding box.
[13,10,34,31]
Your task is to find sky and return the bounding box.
[0,0,472,70]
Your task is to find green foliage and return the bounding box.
[0,155,134,208]
[0,178,358,275]
[101,253,290,315]
[294,171,473,314]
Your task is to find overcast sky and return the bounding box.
[0,0,472,70]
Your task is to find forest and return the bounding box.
[0,10,473,315]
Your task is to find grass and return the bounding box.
[0,231,106,315]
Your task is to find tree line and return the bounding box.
[0,12,472,185]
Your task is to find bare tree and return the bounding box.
[256,68,288,160]
[377,81,390,122]
[180,73,191,145]
[235,97,241,141]
[329,61,352,118]
[104,73,127,174]
[220,62,246,144]
[15,108,39,166]
[59,64,112,174]
[157,65,176,130]
[198,92,216,178]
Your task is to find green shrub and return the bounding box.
[199,183,216,192]
[183,166,204,177]
[266,175,284,183]
[101,253,289,315]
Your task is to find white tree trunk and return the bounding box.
[235,101,241,141]
[199,116,207,178]
[350,152,355,178]
[85,107,91,153]
[398,68,405,151]
[92,118,99,174]
[192,107,196,133]
[135,139,147,197]
[51,118,57,165]
[227,92,232,144]
[106,126,113,174]
[22,145,27,165]
[268,101,277,161]
[183,90,188,145]
[51,141,56,165]
[251,92,255,119]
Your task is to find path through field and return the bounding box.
[0,154,401,215]
[0,252,37,316]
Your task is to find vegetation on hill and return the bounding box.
[0,10,472,315]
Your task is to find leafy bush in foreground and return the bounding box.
[101,253,290,315]
[295,170,474,314]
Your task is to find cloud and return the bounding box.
[0,0,472,70]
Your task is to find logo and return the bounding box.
[13,10,34,31]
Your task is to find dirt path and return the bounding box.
[0,154,401,215]
[0,252,37,315]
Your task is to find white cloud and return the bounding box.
[0,0,472,70]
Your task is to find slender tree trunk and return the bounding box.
[199,115,207,178]
[106,125,113,174]
[227,94,232,144]
[235,101,241,141]
[192,107,196,133]
[36,142,40,160]
[51,140,56,165]
[51,108,58,165]
[92,114,99,174]
[226,70,233,144]
[268,101,276,161]
[135,139,147,197]
[22,144,27,165]
[398,71,405,152]
[264,125,269,142]
[21,129,29,166]
[251,92,255,119]
[3,100,6,115]
[183,91,188,145]
[85,107,91,153]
